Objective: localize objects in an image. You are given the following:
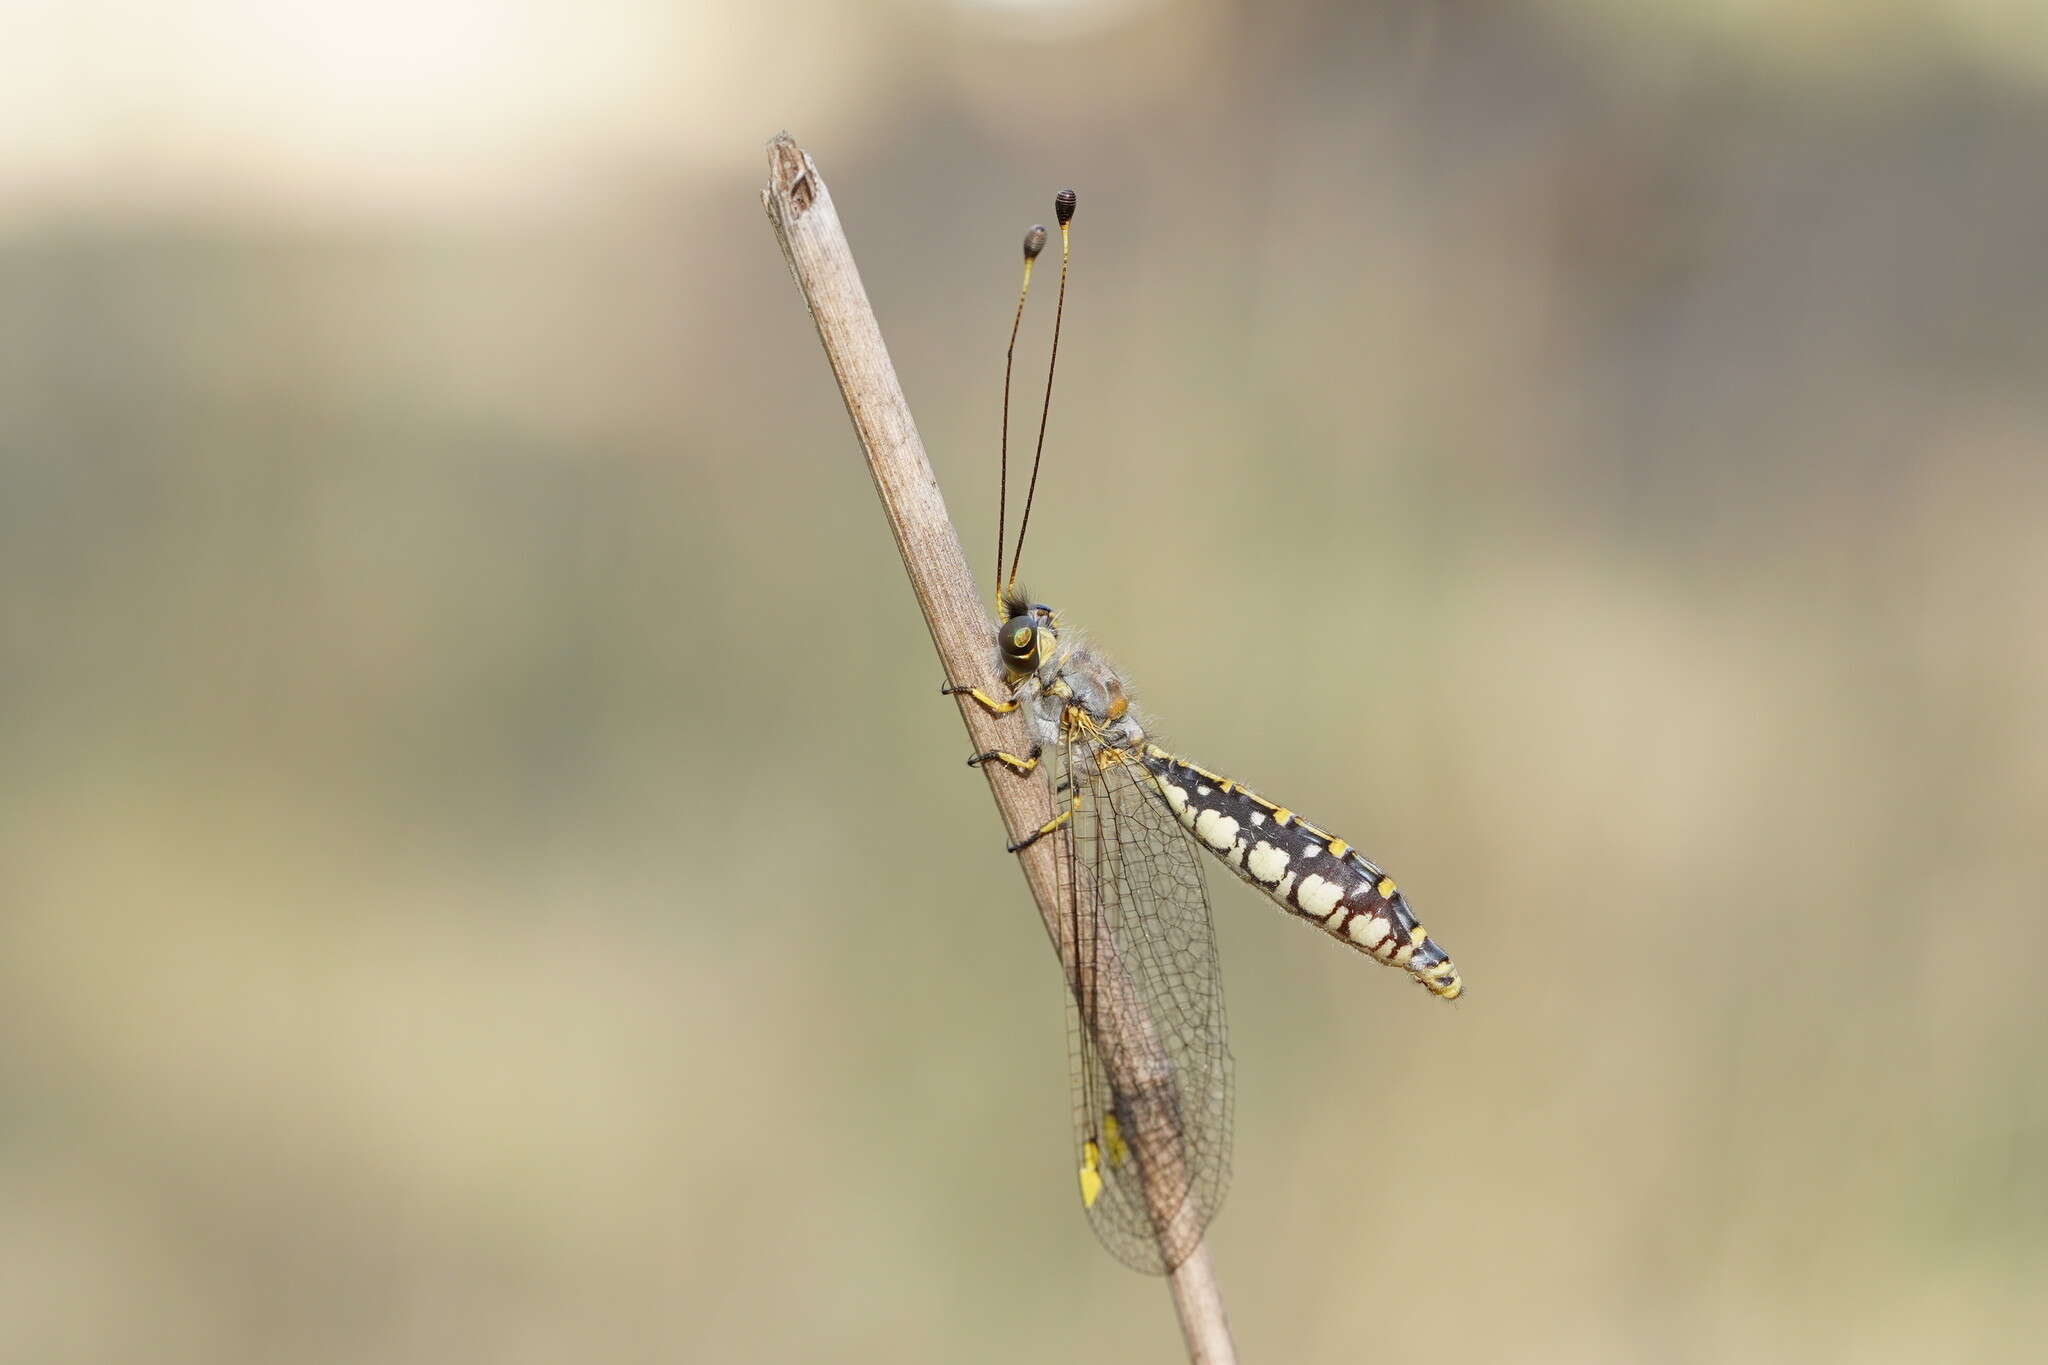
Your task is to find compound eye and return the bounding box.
[999,615,1038,667]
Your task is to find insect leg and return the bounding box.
[968,743,1042,775]
[939,682,1020,715]
[1007,788,1079,853]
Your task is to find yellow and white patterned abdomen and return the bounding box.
[1140,745,1462,1000]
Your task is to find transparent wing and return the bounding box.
[1056,735,1233,1273]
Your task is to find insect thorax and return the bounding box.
[1015,635,1147,759]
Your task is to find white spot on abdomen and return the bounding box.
[1247,841,1289,884]
[1296,873,1342,917]
[1348,914,1391,951]
[1156,778,1200,829]
[1194,808,1241,851]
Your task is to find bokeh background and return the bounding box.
[5,1,2046,1360]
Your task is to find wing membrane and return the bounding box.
[1055,736,1233,1273]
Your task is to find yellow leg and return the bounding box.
[1007,788,1079,853]
[968,744,1041,775]
[939,682,1019,715]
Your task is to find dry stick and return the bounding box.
[760,133,1237,1365]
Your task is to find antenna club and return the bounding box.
[1023,225,1048,260]
[1055,189,1077,224]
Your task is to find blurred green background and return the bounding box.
[4,1,2045,1360]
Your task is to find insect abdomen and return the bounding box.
[1140,746,1462,1000]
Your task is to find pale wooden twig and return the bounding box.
[759,133,1237,1364]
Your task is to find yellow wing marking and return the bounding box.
[1079,1141,1105,1207]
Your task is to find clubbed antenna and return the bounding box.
[997,224,1049,598]
[1007,188,1076,590]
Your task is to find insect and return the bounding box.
[943,190,1461,1273]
